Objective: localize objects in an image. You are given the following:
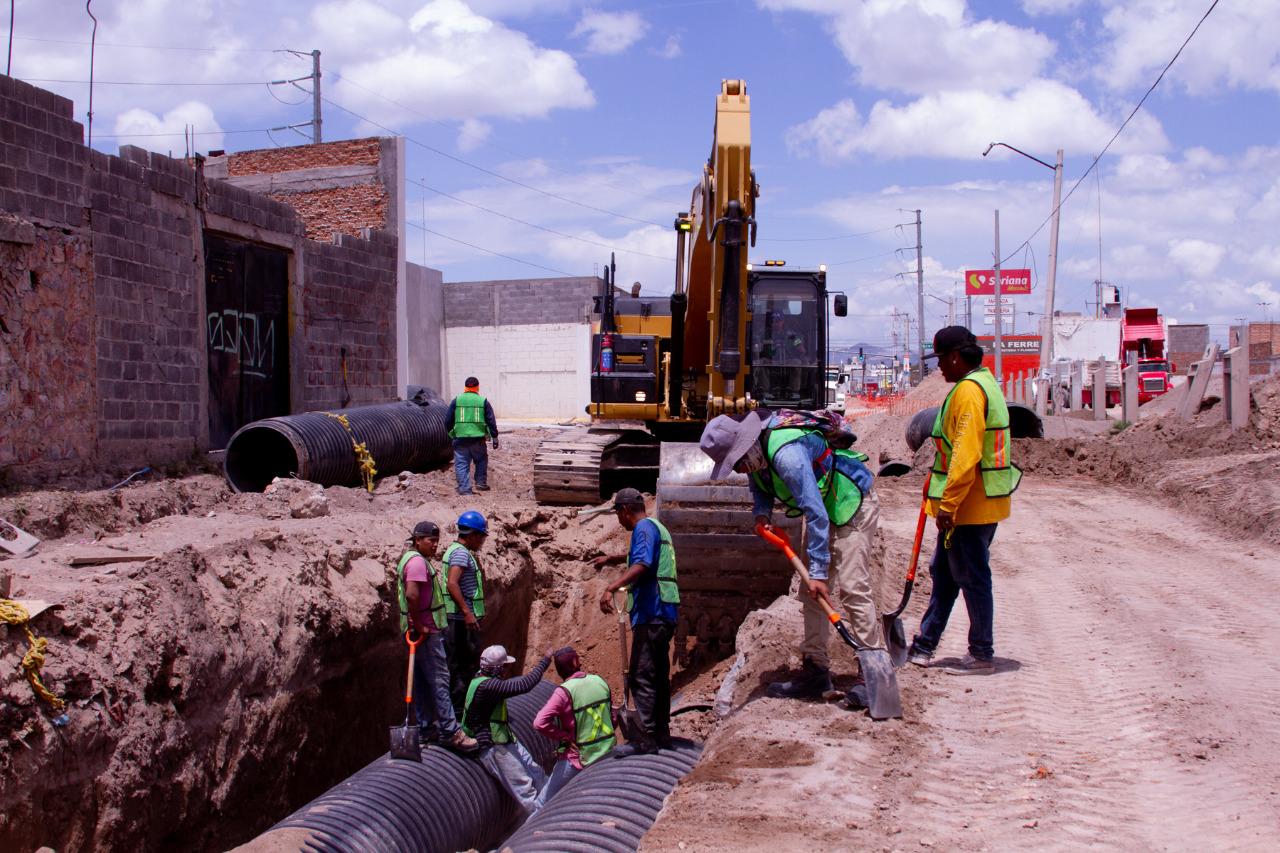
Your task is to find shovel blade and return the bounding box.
[616,705,645,743]
[389,723,421,761]
[884,615,908,668]
[856,648,903,720]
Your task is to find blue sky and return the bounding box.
[12,0,1280,355]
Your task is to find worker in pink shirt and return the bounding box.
[531,647,617,811]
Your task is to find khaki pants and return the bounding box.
[799,489,883,667]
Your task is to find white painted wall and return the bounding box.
[444,323,591,419]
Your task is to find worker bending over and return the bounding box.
[463,645,552,815]
[699,409,890,707]
[444,511,488,714]
[592,488,679,756]
[532,647,617,810]
[909,326,1021,675]
[394,520,478,752]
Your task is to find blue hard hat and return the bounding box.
[457,510,487,535]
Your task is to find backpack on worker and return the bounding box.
[763,409,857,449]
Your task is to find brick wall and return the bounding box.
[0,74,402,483]
[226,138,381,175]
[444,277,599,327]
[298,230,398,412]
[0,217,96,481]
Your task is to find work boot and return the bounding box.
[475,483,491,491]
[612,740,657,758]
[766,657,832,699]
[906,642,933,668]
[441,729,479,752]
[943,654,995,676]
[844,671,868,708]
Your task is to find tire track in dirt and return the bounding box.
[878,478,1280,851]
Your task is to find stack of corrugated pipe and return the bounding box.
[231,681,702,853]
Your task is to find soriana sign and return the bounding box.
[965,269,1031,295]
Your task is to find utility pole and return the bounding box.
[1039,148,1063,380]
[993,210,1003,382]
[915,210,926,374]
[312,49,322,144]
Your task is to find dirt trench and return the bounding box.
[0,435,657,853]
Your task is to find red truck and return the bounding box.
[1121,307,1174,404]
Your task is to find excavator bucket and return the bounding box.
[656,442,802,664]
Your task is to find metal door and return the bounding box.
[205,234,290,449]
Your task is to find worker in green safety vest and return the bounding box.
[531,647,618,811]
[447,376,499,495]
[443,510,489,715]
[592,487,678,757]
[699,406,891,710]
[394,520,478,752]
[908,326,1021,676]
[463,644,553,816]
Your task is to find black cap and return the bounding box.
[923,325,978,360]
[464,376,479,387]
[612,487,645,508]
[411,521,439,539]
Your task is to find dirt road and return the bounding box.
[643,474,1280,851]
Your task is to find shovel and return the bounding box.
[389,631,423,761]
[757,525,903,720]
[613,592,645,743]
[883,479,931,667]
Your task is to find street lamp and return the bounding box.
[983,142,1063,415]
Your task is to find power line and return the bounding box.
[409,220,576,277]
[321,95,668,229]
[759,226,897,242]
[14,35,278,53]
[25,78,267,86]
[413,178,673,262]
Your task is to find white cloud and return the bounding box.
[457,118,493,152]
[759,0,1055,94]
[112,101,224,155]
[318,0,594,125]
[1097,0,1280,96]
[656,33,682,59]
[1167,238,1225,279]
[571,8,649,55]
[787,80,1167,162]
[1020,0,1084,14]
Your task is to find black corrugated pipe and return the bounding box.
[223,401,453,493]
[503,739,703,853]
[905,403,1043,453]
[233,682,560,853]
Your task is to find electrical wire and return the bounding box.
[413,178,673,262]
[758,225,897,242]
[999,0,1221,266]
[409,221,576,277]
[13,35,278,52]
[321,96,669,229]
[26,78,268,86]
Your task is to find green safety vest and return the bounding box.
[450,391,489,439]
[928,367,1022,500]
[625,519,680,611]
[395,550,448,632]
[463,675,511,743]
[750,427,869,527]
[442,542,485,619]
[561,674,617,766]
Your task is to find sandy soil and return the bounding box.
[3,372,1280,852]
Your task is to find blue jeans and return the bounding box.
[532,757,581,813]
[914,523,998,661]
[453,440,488,493]
[479,741,547,815]
[412,631,460,739]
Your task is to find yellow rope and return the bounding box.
[323,412,378,492]
[0,598,66,712]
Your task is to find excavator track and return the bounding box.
[533,428,660,505]
[656,443,802,665]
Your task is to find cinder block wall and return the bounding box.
[442,277,598,419]
[0,74,400,483]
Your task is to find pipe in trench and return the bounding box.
[223,401,453,493]
[232,681,700,853]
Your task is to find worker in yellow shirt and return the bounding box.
[907,326,1021,675]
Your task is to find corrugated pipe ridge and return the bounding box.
[223,401,453,493]
[249,682,558,853]
[905,403,1042,452]
[504,739,703,853]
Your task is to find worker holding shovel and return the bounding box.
[910,326,1022,675]
[700,410,897,713]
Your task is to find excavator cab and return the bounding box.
[746,269,827,409]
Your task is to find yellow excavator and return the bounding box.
[534,80,848,661]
